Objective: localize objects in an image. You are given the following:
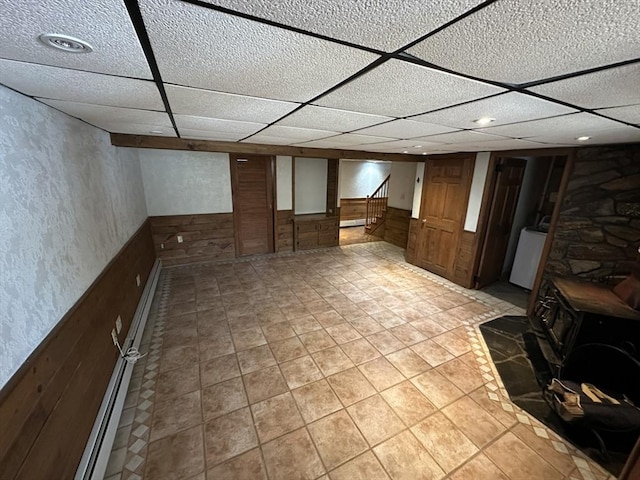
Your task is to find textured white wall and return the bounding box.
[0,86,148,387]
[139,149,232,215]
[388,162,416,210]
[276,156,292,210]
[464,152,491,232]
[295,157,327,214]
[339,160,391,198]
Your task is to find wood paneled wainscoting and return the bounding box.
[150,213,235,266]
[339,198,368,223]
[276,209,294,252]
[0,220,156,480]
[383,207,411,248]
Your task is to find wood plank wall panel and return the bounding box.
[276,210,294,252]
[383,207,411,248]
[339,198,368,221]
[150,213,235,266]
[453,231,476,288]
[326,158,339,216]
[0,220,155,480]
[406,218,419,263]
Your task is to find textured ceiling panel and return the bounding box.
[165,85,298,123]
[411,92,578,129]
[412,130,508,144]
[99,123,176,136]
[178,129,246,141]
[254,125,338,142]
[449,139,549,151]
[201,0,485,52]
[527,126,640,146]
[140,0,378,102]
[241,134,295,145]
[477,113,625,139]
[0,59,163,110]
[528,64,640,109]
[38,99,173,131]
[354,119,457,138]
[174,114,264,135]
[276,105,391,132]
[596,105,640,126]
[408,0,640,84]
[292,133,392,149]
[0,0,151,78]
[315,60,503,117]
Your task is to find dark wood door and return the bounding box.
[475,157,527,288]
[230,154,274,256]
[416,157,473,278]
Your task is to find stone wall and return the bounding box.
[546,144,640,281]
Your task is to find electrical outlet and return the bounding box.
[177,235,183,243]
[115,315,122,334]
[111,328,118,346]
[136,274,141,287]
[160,243,164,249]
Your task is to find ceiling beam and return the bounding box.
[110,134,426,161]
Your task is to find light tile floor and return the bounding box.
[105,242,615,480]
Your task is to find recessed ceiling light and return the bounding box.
[422,152,427,155]
[149,130,163,134]
[38,33,93,53]
[402,150,409,153]
[576,136,591,141]
[473,117,496,126]
[413,145,422,148]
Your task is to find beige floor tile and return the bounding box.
[329,450,390,480]
[432,331,471,357]
[380,381,437,427]
[262,428,326,480]
[160,344,200,373]
[468,387,518,428]
[411,412,479,473]
[228,314,261,334]
[347,395,405,446]
[435,357,484,393]
[359,357,404,392]
[231,326,267,351]
[291,379,343,423]
[237,345,277,374]
[261,321,296,343]
[327,367,376,406]
[242,364,288,404]
[167,301,196,317]
[409,319,448,339]
[386,348,431,377]
[202,377,248,421]
[206,448,267,480]
[442,395,507,448]
[145,425,205,480]
[366,331,405,355]
[389,324,427,346]
[341,338,381,365]
[155,363,200,402]
[312,346,355,376]
[289,315,323,335]
[373,430,445,480]
[200,353,240,387]
[204,407,258,467]
[411,369,464,409]
[198,334,235,362]
[308,410,368,469]
[371,311,406,329]
[196,316,228,337]
[251,392,304,443]
[511,423,576,476]
[162,325,198,350]
[350,317,385,336]
[305,299,334,314]
[410,340,454,367]
[150,390,202,442]
[280,355,323,389]
[448,452,508,480]
[299,329,337,353]
[326,323,363,344]
[314,310,345,328]
[270,336,308,363]
[484,432,563,480]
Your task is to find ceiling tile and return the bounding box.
[411,92,578,129]
[306,133,394,146]
[412,130,508,144]
[0,59,163,110]
[276,105,391,132]
[241,134,294,145]
[201,0,486,52]
[360,140,444,152]
[407,0,640,84]
[476,113,625,139]
[0,0,151,78]
[315,59,504,117]
[38,98,172,131]
[596,105,640,126]
[174,114,264,135]
[449,139,549,152]
[527,126,640,146]
[254,125,338,142]
[354,119,457,138]
[140,0,378,102]
[528,64,640,109]
[99,123,176,136]
[179,129,245,142]
[165,84,298,123]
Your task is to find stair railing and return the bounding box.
[365,174,390,233]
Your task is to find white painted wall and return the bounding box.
[276,156,293,210]
[388,162,417,210]
[463,152,491,232]
[139,149,232,215]
[339,160,392,199]
[295,157,327,214]
[0,86,148,388]
[411,162,425,218]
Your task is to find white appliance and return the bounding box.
[510,227,548,290]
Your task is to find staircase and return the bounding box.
[365,174,390,235]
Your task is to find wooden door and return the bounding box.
[475,157,527,288]
[416,157,473,278]
[230,154,275,256]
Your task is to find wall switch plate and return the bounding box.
[160,243,164,249]
[177,235,183,243]
[136,274,141,287]
[115,315,122,334]
[111,328,118,346]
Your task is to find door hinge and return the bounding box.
[495,163,503,173]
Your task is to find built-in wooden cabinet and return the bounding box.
[294,214,339,250]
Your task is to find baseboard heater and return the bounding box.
[75,259,162,480]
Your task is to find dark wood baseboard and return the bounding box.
[0,220,156,480]
[383,207,411,248]
[150,213,235,266]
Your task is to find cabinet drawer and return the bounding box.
[318,219,338,231]
[296,222,317,233]
[297,231,317,241]
[297,237,318,249]
[318,233,338,247]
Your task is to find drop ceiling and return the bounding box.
[1,0,638,155]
